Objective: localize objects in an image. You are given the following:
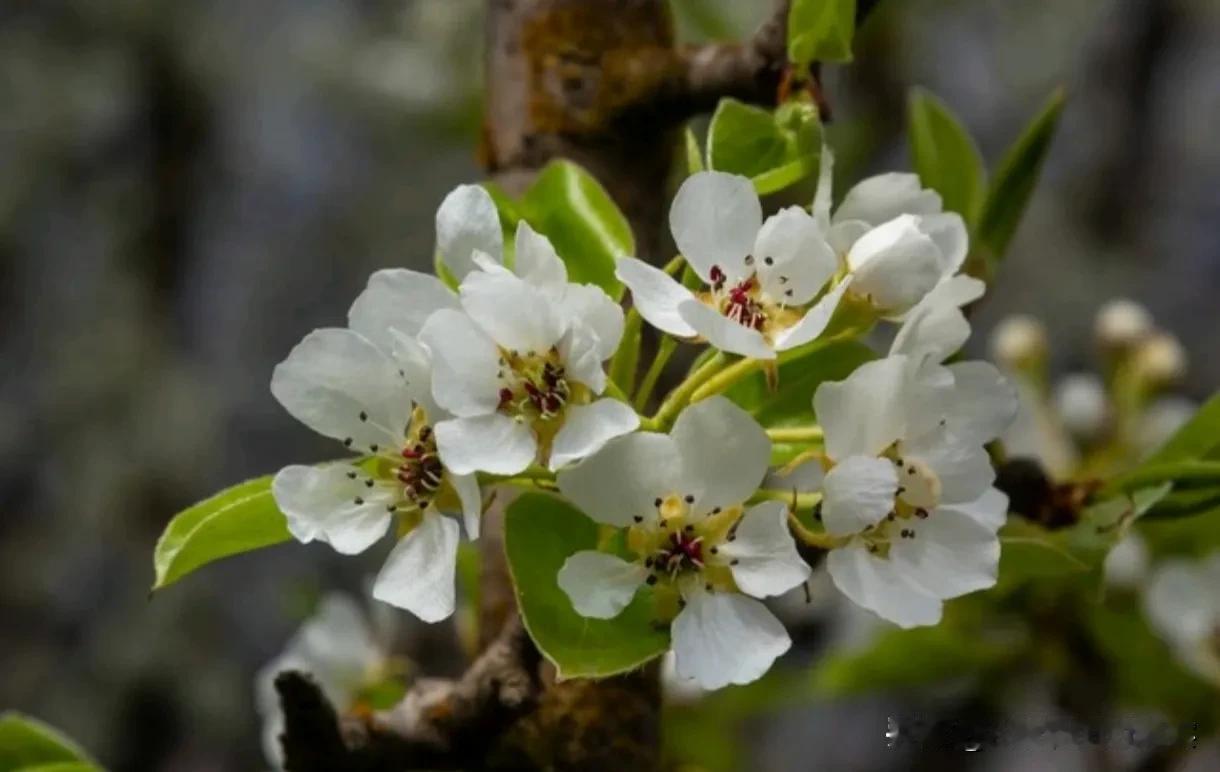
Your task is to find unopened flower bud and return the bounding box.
[1135,332,1187,384]
[1095,299,1152,349]
[1053,373,1108,440]
[989,314,1047,370]
[1103,533,1148,588]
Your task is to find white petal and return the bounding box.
[918,212,968,277]
[669,171,761,282]
[889,509,1000,599]
[347,269,458,349]
[558,325,608,393]
[720,501,811,597]
[272,464,394,554]
[821,456,899,536]
[671,589,791,689]
[846,216,943,315]
[1143,560,1215,646]
[513,221,567,293]
[828,219,871,256]
[814,355,908,460]
[419,309,502,418]
[833,173,942,227]
[678,299,774,360]
[459,269,564,354]
[889,298,970,364]
[772,279,851,351]
[434,414,537,475]
[557,283,625,360]
[900,425,995,505]
[753,206,836,304]
[386,329,444,420]
[616,257,697,337]
[943,361,1019,445]
[448,472,482,539]
[271,328,410,451]
[436,184,503,280]
[372,513,460,623]
[557,432,684,527]
[939,487,1009,530]
[671,395,771,512]
[826,545,944,628]
[548,398,640,470]
[557,550,648,619]
[924,274,986,309]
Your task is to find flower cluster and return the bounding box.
[269,184,634,622]
[268,153,1019,690]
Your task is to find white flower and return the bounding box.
[1134,331,1187,384]
[1143,553,1220,685]
[420,266,637,475]
[1053,373,1109,441]
[1103,533,1149,589]
[270,322,477,622]
[1095,298,1152,349]
[1138,396,1197,456]
[256,595,388,769]
[812,355,1016,627]
[555,397,809,689]
[617,171,848,360]
[989,314,1048,370]
[812,146,978,319]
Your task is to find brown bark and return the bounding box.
[276,1,884,769]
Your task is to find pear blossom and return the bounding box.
[555,397,810,689]
[1143,553,1220,685]
[811,355,1017,628]
[270,322,477,622]
[811,146,982,321]
[1095,298,1153,349]
[255,595,390,768]
[616,171,850,359]
[421,266,637,475]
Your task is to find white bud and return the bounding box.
[989,314,1047,368]
[1095,299,1152,348]
[1103,533,1149,588]
[1135,332,1187,384]
[1053,373,1108,440]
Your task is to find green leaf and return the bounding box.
[1103,460,1220,498]
[1143,392,1220,465]
[504,493,669,679]
[707,99,822,194]
[152,475,291,591]
[787,0,857,65]
[1141,485,1220,520]
[724,339,875,426]
[683,126,704,175]
[975,88,1065,269]
[518,160,634,300]
[813,624,1008,695]
[0,714,96,772]
[907,88,987,227]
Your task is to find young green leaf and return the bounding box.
[504,493,669,679]
[0,713,97,772]
[683,126,705,175]
[976,88,1065,269]
[1142,391,1220,466]
[518,160,634,300]
[707,99,822,194]
[907,88,987,227]
[152,475,291,591]
[788,0,857,66]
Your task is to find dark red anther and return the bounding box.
[401,447,420,459]
[498,387,514,407]
[709,265,726,288]
[544,394,562,414]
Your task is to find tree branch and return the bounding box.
[276,615,541,771]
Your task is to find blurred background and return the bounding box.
[2,0,1218,769]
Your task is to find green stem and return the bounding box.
[765,426,824,444]
[633,335,678,412]
[483,465,557,486]
[748,488,823,510]
[786,509,838,550]
[645,352,729,431]
[609,308,643,395]
[689,356,764,403]
[603,379,630,404]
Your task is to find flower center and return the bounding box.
[705,262,799,336]
[496,347,571,422]
[397,422,443,505]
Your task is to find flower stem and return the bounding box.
[608,308,642,395]
[765,426,824,444]
[603,378,630,404]
[688,356,763,403]
[644,352,728,430]
[483,465,557,486]
[787,509,838,550]
[748,488,823,510]
[632,334,678,412]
